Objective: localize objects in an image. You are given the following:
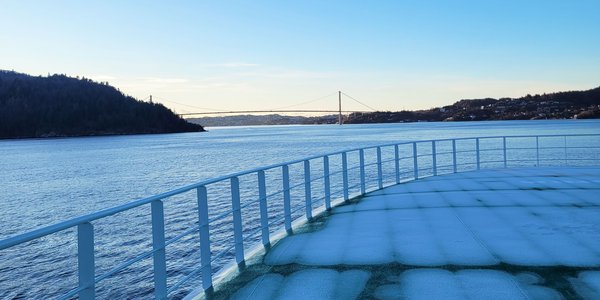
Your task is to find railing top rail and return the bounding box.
[1,133,599,250]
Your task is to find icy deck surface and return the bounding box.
[216,167,600,299]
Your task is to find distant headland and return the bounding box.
[344,86,600,124]
[0,71,204,139]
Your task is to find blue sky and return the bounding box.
[1,1,599,113]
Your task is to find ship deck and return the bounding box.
[203,167,600,299]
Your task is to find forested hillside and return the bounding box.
[346,86,600,123]
[0,71,203,138]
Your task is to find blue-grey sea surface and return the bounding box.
[0,120,598,299]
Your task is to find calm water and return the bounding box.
[0,120,598,299]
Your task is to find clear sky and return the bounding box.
[1,0,599,114]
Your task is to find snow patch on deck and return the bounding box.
[265,167,600,267]
[221,167,600,300]
[570,271,600,299]
[230,269,370,300]
[374,269,561,300]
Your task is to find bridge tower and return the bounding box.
[338,91,342,125]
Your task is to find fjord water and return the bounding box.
[0,120,598,298]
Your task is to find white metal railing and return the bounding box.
[1,134,599,299]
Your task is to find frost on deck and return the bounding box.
[213,167,600,299]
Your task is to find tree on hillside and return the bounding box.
[0,70,204,138]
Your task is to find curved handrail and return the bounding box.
[2,133,598,249]
[1,133,599,299]
[0,133,594,249]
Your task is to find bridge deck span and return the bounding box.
[179,110,369,116]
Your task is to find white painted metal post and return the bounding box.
[503,137,507,168]
[536,136,540,166]
[394,144,400,184]
[282,165,292,233]
[151,201,167,300]
[376,147,383,189]
[359,149,366,194]
[413,142,418,179]
[196,186,212,292]
[230,177,244,265]
[476,138,481,170]
[304,160,313,220]
[77,222,95,300]
[452,139,457,173]
[342,152,349,201]
[258,170,269,247]
[432,141,437,176]
[323,156,331,210]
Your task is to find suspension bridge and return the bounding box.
[146,91,377,125]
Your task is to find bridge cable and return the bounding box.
[268,91,339,110]
[152,96,228,112]
[341,92,378,111]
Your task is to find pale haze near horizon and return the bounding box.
[1,0,599,114]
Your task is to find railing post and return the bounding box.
[230,177,245,266]
[258,170,270,247]
[323,156,331,210]
[432,141,437,176]
[359,149,366,194]
[151,201,167,300]
[77,222,95,300]
[413,142,418,179]
[503,137,507,168]
[476,138,481,170]
[304,160,312,220]
[282,165,292,233]
[376,147,383,189]
[394,144,400,184]
[536,136,540,167]
[196,186,212,292]
[452,139,457,173]
[342,152,349,201]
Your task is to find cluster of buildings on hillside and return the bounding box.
[442,99,600,121]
